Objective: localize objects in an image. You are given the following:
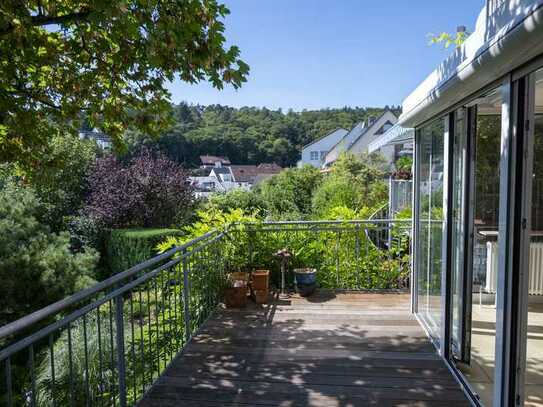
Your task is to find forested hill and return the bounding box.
[126,103,402,168]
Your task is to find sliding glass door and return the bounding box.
[416,118,445,343]
[448,88,504,406]
[519,67,543,407]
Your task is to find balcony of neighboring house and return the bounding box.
[0,220,470,407]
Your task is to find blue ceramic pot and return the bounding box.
[294,268,317,286]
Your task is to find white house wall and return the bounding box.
[348,111,398,155]
[300,128,348,167]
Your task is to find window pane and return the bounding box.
[524,68,543,406]
[455,88,502,406]
[416,117,445,342]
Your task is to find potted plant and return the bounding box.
[224,272,249,308]
[293,268,317,297]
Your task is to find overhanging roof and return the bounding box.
[399,1,543,128]
[368,124,414,153]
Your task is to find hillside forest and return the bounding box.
[123,103,402,167]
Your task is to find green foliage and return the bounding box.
[0,180,98,325]
[312,153,388,217]
[204,189,267,215]
[36,314,115,406]
[22,134,99,231]
[125,104,400,168]
[106,228,183,276]
[256,166,323,219]
[428,30,469,48]
[158,208,258,272]
[395,156,413,173]
[1,1,249,165]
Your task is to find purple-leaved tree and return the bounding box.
[86,150,194,228]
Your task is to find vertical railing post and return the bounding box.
[355,224,361,289]
[114,295,127,407]
[248,227,254,268]
[335,231,340,288]
[182,248,191,343]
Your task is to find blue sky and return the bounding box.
[167,1,483,111]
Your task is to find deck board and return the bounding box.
[139,291,470,407]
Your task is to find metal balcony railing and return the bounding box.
[0,219,411,407]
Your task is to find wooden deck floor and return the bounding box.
[139,291,470,407]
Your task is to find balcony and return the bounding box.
[0,220,469,406]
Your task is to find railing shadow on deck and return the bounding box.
[0,219,411,407]
[141,292,469,407]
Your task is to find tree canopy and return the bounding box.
[126,103,400,168]
[0,0,249,164]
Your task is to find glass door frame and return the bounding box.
[448,106,476,364]
[504,68,539,407]
[411,67,539,406]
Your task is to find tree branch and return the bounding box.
[0,9,91,36]
[30,10,91,27]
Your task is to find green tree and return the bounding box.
[22,135,99,231]
[125,104,400,168]
[0,180,98,325]
[256,166,322,219]
[312,153,388,217]
[0,1,249,164]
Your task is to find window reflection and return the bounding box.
[523,68,543,407]
[454,88,502,406]
[417,118,444,342]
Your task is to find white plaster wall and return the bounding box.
[300,128,348,167]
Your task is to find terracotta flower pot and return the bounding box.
[224,286,247,308]
[252,289,269,304]
[251,270,270,291]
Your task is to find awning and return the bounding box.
[368,124,414,153]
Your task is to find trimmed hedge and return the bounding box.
[106,228,183,276]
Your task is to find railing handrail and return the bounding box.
[0,229,220,341]
[251,218,411,226]
[0,219,412,340]
[0,218,413,407]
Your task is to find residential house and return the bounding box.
[199,155,231,169]
[79,129,112,149]
[190,161,282,197]
[230,163,283,189]
[323,110,397,167]
[298,128,348,167]
[371,1,543,405]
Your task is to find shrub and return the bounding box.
[157,208,259,273]
[0,180,98,325]
[205,189,267,215]
[106,228,183,275]
[85,149,194,229]
[312,153,388,218]
[256,165,322,220]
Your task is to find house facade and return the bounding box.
[79,129,112,149]
[298,128,348,167]
[388,1,543,406]
[323,110,397,167]
[190,161,282,197]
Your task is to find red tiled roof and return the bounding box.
[199,155,231,165]
[230,164,282,183]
